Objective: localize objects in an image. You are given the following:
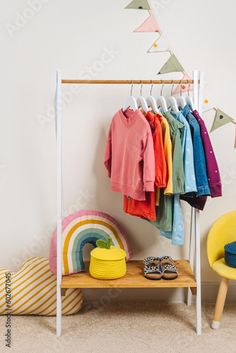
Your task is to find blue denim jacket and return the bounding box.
[182,105,210,196]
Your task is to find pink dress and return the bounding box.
[104,109,155,201]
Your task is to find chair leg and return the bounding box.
[211,277,229,329]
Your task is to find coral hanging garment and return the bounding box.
[104,108,155,201]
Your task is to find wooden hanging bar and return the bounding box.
[61,79,197,85]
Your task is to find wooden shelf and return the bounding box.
[61,260,196,289]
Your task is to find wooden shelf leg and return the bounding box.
[212,277,229,329]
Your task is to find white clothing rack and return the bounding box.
[55,70,204,337]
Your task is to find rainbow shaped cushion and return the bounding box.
[49,210,132,275]
[0,257,83,316]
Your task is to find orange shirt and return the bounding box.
[145,111,167,188]
[161,116,173,195]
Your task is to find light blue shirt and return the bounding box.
[160,195,184,245]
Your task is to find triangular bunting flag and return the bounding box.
[210,108,234,132]
[173,73,192,95]
[147,35,171,54]
[157,54,184,74]
[125,0,150,10]
[134,14,161,33]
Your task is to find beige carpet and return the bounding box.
[1,302,236,353]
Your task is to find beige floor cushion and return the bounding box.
[0,257,83,316]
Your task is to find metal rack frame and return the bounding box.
[55,70,204,336]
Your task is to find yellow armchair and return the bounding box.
[207,211,236,329]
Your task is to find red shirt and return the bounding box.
[123,111,167,221]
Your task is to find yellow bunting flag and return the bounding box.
[147,35,171,54]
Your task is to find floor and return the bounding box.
[1,302,235,353]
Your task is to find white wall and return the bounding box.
[1,0,236,300]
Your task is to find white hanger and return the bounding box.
[186,82,195,110]
[177,82,187,109]
[122,81,138,111]
[138,84,149,113]
[147,83,159,113]
[168,82,179,113]
[157,83,168,112]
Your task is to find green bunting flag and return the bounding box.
[125,0,150,10]
[157,54,184,74]
[210,108,234,132]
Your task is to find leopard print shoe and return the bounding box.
[143,256,160,266]
[160,256,178,280]
[144,263,163,280]
[143,256,162,280]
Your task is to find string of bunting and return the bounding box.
[124,0,236,148]
[124,0,190,78]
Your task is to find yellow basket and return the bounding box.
[89,246,126,280]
